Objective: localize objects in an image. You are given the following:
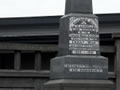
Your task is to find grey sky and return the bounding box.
[0,0,120,18]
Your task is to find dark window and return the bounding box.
[101,53,115,72]
[21,53,35,70]
[0,53,14,69]
[41,52,57,70]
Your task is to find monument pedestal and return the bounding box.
[50,55,108,80]
[44,79,114,90]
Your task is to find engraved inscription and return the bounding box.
[64,64,107,73]
[69,17,99,55]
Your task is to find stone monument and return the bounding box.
[43,0,114,90]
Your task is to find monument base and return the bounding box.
[43,79,114,90]
[50,55,108,80]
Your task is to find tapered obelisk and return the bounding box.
[43,0,113,90]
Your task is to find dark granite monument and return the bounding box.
[43,0,114,90]
[52,0,107,80]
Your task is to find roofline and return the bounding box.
[0,13,120,25]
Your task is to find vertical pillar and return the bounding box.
[35,51,42,71]
[115,40,120,90]
[14,51,21,70]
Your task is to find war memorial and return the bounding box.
[44,0,114,90]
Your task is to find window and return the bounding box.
[21,53,35,70]
[0,53,14,69]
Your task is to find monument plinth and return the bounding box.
[43,0,113,90]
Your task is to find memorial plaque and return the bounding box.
[69,16,100,55]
